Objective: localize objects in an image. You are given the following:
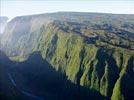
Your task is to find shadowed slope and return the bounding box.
[0,51,107,100]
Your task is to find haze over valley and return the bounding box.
[0,1,134,100]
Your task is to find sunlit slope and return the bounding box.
[1,12,134,100]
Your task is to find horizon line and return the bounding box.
[1,11,134,21]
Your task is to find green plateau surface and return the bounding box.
[0,12,134,100]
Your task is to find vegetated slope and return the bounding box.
[0,51,107,100]
[0,12,134,100]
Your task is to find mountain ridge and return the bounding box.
[0,12,134,100]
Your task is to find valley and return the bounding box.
[0,12,134,100]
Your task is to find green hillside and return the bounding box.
[0,12,134,100]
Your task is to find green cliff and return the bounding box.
[0,12,134,100]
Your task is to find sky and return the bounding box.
[0,0,134,20]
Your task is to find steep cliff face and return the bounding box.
[0,12,134,100]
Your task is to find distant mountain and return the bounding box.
[0,16,8,34]
[0,12,134,100]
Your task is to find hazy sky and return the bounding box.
[1,0,134,20]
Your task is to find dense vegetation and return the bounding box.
[0,12,134,100]
[0,51,107,100]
